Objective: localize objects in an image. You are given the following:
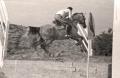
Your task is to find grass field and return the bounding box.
[1,60,111,78]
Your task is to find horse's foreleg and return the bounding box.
[41,44,49,53]
[70,37,82,46]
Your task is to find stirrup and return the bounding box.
[65,34,71,38]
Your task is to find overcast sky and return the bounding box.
[5,0,114,34]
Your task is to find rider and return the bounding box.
[53,7,73,37]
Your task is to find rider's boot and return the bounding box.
[65,25,72,38]
[65,34,71,38]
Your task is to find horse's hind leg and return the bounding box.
[40,44,51,57]
[46,39,54,47]
[31,38,39,51]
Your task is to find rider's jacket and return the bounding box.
[56,9,72,19]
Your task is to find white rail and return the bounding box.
[76,23,93,56]
[77,23,93,78]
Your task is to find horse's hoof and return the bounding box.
[44,53,49,58]
[48,53,53,57]
[50,54,54,57]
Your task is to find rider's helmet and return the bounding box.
[67,7,73,11]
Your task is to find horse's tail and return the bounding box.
[38,27,45,42]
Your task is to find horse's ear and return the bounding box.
[28,26,31,28]
[82,12,87,15]
[84,12,87,15]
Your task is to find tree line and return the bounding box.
[93,28,113,56]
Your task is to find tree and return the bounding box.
[93,28,113,56]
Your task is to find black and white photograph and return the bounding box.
[0,0,114,78]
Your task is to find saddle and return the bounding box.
[55,25,65,30]
[53,19,62,26]
[53,19,67,30]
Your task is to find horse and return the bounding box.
[27,12,87,56]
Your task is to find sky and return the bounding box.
[4,0,114,35]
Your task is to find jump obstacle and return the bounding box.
[76,12,95,78]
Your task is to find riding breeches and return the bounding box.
[54,14,72,34]
[54,14,67,25]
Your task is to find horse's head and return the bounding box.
[72,13,87,28]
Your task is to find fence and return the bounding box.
[76,12,95,78]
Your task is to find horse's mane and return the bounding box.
[72,12,84,16]
[40,24,55,29]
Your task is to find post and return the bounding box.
[0,0,9,68]
[76,23,91,78]
[87,39,92,78]
[113,0,120,78]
